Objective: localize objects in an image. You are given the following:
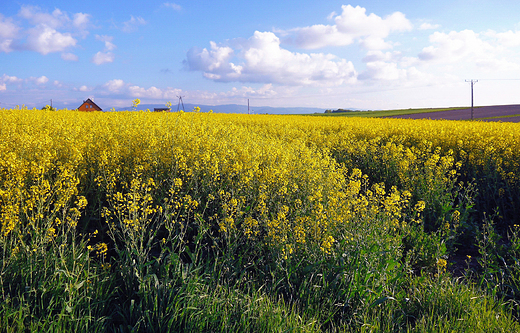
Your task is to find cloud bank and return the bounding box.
[185,6,415,87]
[186,31,357,86]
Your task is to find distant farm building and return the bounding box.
[154,108,171,112]
[78,98,102,111]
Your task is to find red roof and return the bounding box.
[78,98,102,111]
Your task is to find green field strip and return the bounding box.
[304,107,475,118]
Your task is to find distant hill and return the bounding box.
[112,103,326,115]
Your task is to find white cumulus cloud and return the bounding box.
[26,25,77,55]
[31,76,49,85]
[418,30,494,62]
[488,30,520,47]
[129,86,164,99]
[414,29,520,73]
[103,79,125,92]
[1,74,23,84]
[72,13,91,31]
[186,31,358,86]
[0,14,20,53]
[282,5,412,50]
[0,74,25,92]
[18,6,91,35]
[92,51,114,65]
[0,6,92,55]
[128,85,183,100]
[186,41,236,74]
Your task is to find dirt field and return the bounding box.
[388,104,520,122]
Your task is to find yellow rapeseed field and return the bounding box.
[0,107,519,264]
[3,107,520,331]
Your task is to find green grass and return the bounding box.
[475,113,520,120]
[4,223,518,333]
[306,107,475,118]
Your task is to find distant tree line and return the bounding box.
[324,109,356,113]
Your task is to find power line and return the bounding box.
[176,95,185,112]
[477,78,520,80]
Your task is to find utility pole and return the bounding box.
[248,99,250,114]
[465,79,477,120]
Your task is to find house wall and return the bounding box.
[78,102,100,111]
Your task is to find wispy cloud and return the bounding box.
[19,5,69,29]
[92,35,116,65]
[419,22,441,30]
[163,3,182,11]
[121,16,147,33]
[61,52,78,61]
[96,35,116,51]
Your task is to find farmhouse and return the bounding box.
[78,98,102,111]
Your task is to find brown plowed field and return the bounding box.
[388,104,520,122]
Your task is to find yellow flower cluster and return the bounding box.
[437,258,447,273]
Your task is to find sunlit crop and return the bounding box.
[1,106,520,331]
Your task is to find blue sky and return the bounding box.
[3,0,520,110]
